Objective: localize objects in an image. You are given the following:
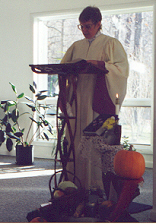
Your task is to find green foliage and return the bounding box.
[0,82,53,152]
[122,136,136,151]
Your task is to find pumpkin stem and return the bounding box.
[129,144,133,151]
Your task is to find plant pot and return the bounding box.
[16,145,34,165]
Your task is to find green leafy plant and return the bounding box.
[0,82,53,152]
[122,136,136,151]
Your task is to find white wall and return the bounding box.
[1,0,156,221]
[0,0,155,156]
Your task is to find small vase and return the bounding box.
[16,145,34,165]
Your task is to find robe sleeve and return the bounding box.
[61,44,74,63]
[104,38,129,106]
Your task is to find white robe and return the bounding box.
[61,33,129,187]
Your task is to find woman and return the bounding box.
[60,6,129,188]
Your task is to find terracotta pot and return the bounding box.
[16,145,34,165]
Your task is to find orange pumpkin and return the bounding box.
[114,149,145,179]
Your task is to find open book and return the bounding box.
[83,114,118,136]
[67,58,109,74]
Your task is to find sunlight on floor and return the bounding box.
[0,162,12,165]
[0,169,60,179]
[0,161,61,179]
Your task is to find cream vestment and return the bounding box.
[61,33,129,188]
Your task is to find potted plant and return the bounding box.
[0,82,53,165]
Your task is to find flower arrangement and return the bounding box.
[101,116,121,145]
[0,82,53,152]
[102,116,118,130]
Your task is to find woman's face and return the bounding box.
[79,19,101,39]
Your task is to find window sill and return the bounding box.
[122,98,151,107]
[33,139,57,147]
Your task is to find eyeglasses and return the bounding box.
[77,23,95,31]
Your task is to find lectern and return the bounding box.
[29,60,108,186]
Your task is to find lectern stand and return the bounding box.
[29,60,108,187]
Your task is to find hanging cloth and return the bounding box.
[92,61,115,115]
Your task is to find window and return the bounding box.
[33,7,153,150]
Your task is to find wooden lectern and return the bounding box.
[29,60,108,188]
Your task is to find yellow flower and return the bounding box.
[102,116,117,130]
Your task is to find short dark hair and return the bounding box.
[79,6,102,24]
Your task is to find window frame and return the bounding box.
[31,4,154,156]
